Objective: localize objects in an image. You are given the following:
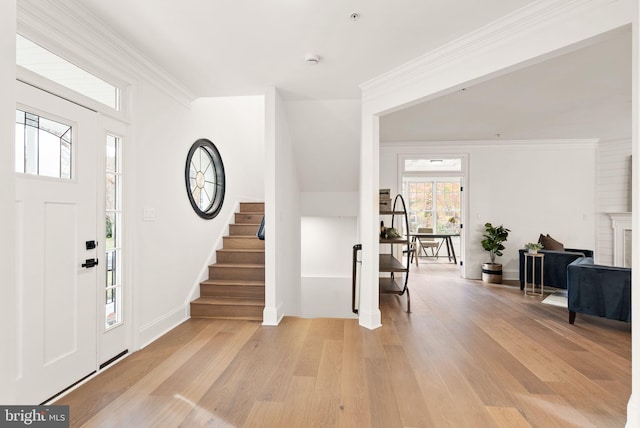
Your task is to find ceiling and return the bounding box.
[74,0,536,99]
[69,0,630,143]
[380,28,632,142]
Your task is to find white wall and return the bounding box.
[595,138,632,265]
[264,88,302,323]
[131,81,191,344]
[300,216,358,319]
[285,99,361,319]
[380,140,597,280]
[0,0,17,404]
[300,192,359,216]
[299,192,359,318]
[285,100,360,192]
[191,97,266,204]
[132,88,265,346]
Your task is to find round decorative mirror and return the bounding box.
[185,139,225,219]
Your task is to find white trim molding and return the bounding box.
[381,138,600,152]
[360,0,632,114]
[609,212,632,267]
[17,0,194,110]
[262,303,284,327]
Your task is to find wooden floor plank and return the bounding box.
[73,321,231,427]
[514,392,601,428]
[243,401,285,428]
[254,319,311,403]
[146,322,259,427]
[55,262,630,427]
[81,321,259,427]
[279,376,316,427]
[416,358,500,427]
[339,321,372,427]
[383,344,435,427]
[486,406,533,428]
[364,358,403,427]
[315,339,344,396]
[294,332,325,377]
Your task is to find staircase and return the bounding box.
[190,202,265,321]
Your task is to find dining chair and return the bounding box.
[416,227,439,257]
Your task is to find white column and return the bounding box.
[263,87,282,325]
[358,110,381,330]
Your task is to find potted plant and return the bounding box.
[481,223,510,283]
[447,216,458,232]
[524,242,543,254]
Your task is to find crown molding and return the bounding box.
[360,0,631,109]
[17,0,195,108]
[380,138,600,152]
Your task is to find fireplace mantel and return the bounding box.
[608,212,632,267]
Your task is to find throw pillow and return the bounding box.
[540,234,564,251]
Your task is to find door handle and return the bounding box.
[82,258,99,268]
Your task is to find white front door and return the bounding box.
[15,81,99,404]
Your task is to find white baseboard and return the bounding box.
[627,393,638,428]
[262,303,283,326]
[358,309,382,330]
[138,305,188,349]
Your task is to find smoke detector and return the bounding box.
[305,53,319,65]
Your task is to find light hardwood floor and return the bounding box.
[57,262,631,427]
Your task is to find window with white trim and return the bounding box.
[17,34,120,111]
[105,134,123,329]
[15,109,72,179]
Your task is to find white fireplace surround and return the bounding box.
[608,213,632,268]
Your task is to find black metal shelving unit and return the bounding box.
[379,194,411,312]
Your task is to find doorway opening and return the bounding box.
[400,156,465,273]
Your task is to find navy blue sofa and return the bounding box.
[567,257,631,324]
[519,248,594,290]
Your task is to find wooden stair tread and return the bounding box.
[193,297,264,306]
[201,279,265,286]
[211,263,264,268]
[218,248,264,253]
[191,315,262,321]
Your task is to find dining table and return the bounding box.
[410,232,460,264]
